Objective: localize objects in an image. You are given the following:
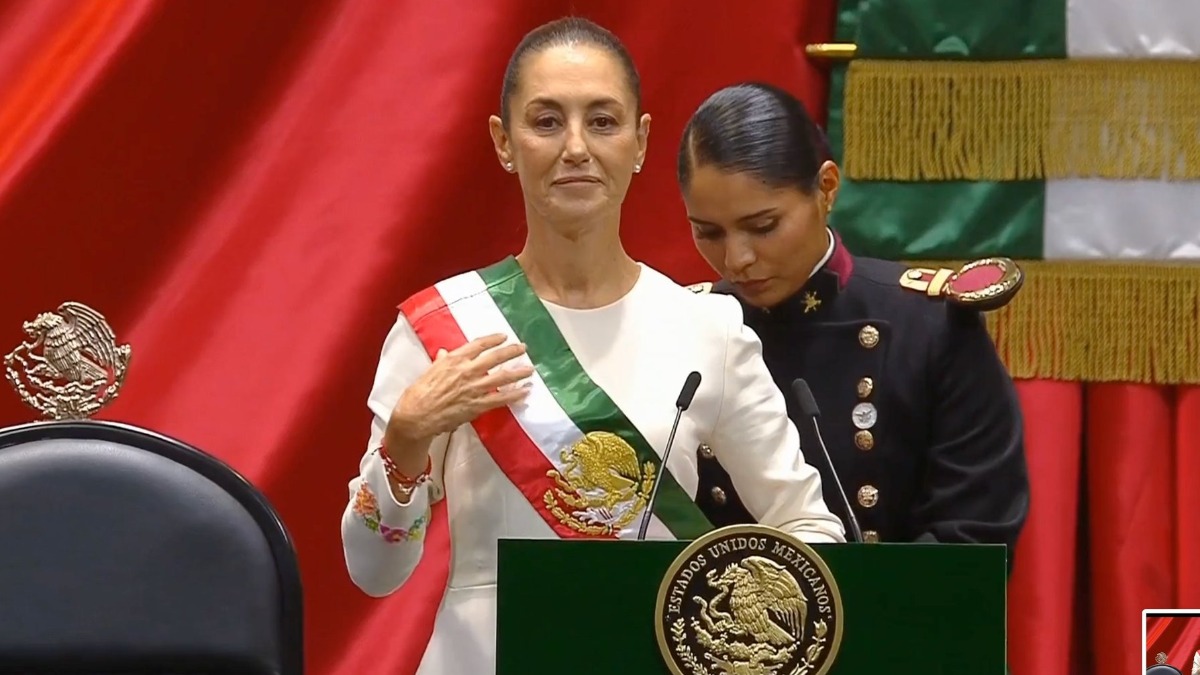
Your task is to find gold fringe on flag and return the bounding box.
[904,260,1200,384]
[845,59,1200,182]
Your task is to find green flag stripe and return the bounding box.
[825,0,1051,260]
[831,178,1047,260]
[477,257,712,539]
[854,0,1066,59]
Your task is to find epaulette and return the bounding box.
[898,257,1023,311]
[685,281,713,295]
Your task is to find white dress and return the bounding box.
[340,261,845,675]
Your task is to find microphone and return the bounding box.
[791,378,863,544]
[637,371,702,540]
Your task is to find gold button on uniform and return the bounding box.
[854,430,874,450]
[857,485,879,508]
[698,443,714,459]
[858,325,880,348]
[863,530,880,543]
[711,487,727,504]
[856,377,874,399]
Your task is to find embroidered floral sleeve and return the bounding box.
[340,441,436,596]
[351,482,429,543]
[340,313,450,598]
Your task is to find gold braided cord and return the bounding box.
[845,59,1200,181]
[904,260,1200,384]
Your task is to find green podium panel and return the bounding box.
[497,538,1005,674]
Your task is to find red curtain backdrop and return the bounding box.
[0,3,1195,675]
[1008,383,1200,675]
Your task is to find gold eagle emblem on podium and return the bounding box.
[699,557,809,647]
[4,302,132,420]
[655,524,844,675]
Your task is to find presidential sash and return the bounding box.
[399,256,712,540]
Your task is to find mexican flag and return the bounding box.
[823,0,1200,386]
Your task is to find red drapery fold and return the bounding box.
[0,3,1194,675]
[1006,380,1084,674]
[1088,385,1178,674]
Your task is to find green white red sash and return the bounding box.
[398,256,712,540]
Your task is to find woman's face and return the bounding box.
[489,44,650,230]
[682,161,839,308]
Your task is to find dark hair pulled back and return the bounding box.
[500,17,641,126]
[678,82,831,193]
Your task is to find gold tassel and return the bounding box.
[902,260,1200,384]
[845,59,1200,181]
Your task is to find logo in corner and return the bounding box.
[655,524,844,675]
[4,302,132,420]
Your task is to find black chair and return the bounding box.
[1148,652,1184,675]
[0,420,303,674]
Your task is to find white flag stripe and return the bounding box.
[1044,0,1200,260]
[1044,180,1200,259]
[1066,0,1200,58]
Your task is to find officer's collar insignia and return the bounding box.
[899,257,1023,311]
[781,231,849,316]
[802,291,821,313]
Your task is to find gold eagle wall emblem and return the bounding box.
[4,302,132,420]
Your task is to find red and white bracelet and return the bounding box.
[378,444,432,491]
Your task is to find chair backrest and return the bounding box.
[0,420,303,674]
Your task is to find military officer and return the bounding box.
[675,82,1030,569]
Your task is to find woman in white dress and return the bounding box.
[340,17,846,675]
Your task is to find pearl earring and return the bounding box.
[634,164,642,173]
[504,162,513,171]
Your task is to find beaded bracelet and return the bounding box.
[378,444,432,489]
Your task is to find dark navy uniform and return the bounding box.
[691,232,1030,570]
